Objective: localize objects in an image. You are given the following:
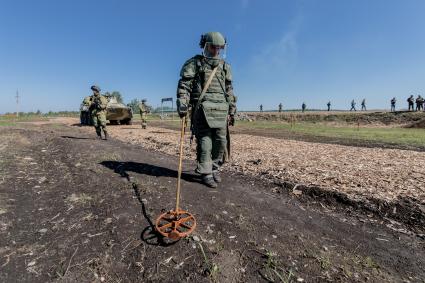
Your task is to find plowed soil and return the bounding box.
[0,119,424,282]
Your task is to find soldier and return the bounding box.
[80,96,92,125]
[278,103,283,113]
[89,85,109,140]
[416,95,424,111]
[301,102,306,112]
[260,104,263,113]
[361,99,366,111]
[407,95,414,111]
[138,99,150,129]
[176,31,237,188]
[350,100,356,111]
[327,101,331,111]
[390,97,396,112]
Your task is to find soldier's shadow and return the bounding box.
[131,183,179,247]
[100,161,199,247]
[99,161,202,184]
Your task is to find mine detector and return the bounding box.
[155,116,196,240]
[79,96,133,125]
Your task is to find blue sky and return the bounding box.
[1,0,425,113]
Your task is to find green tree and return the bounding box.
[127,98,140,114]
[104,91,123,103]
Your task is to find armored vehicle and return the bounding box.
[79,96,133,125]
[80,96,93,125]
[105,96,133,125]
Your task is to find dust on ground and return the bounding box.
[0,121,424,282]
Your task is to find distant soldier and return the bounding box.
[80,96,92,125]
[327,101,331,111]
[260,104,263,112]
[89,85,109,140]
[407,95,414,111]
[278,103,283,113]
[301,102,306,113]
[138,99,151,129]
[390,97,396,112]
[421,96,425,111]
[350,100,356,111]
[361,99,366,111]
[415,95,424,111]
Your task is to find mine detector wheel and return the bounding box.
[155,116,196,240]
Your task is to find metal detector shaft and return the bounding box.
[175,116,186,212]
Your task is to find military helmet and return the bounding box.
[199,32,226,48]
[91,85,101,92]
[141,99,147,102]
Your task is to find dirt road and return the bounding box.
[0,121,424,282]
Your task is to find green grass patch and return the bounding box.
[236,121,425,147]
[0,121,17,127]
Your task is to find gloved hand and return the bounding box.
[228,114,235,126]
[178,106,188,118]
[176,98,188,118]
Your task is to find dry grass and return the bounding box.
[100,124,425,204]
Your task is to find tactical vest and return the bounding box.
[192,56,229,128]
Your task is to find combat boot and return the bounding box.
[96,131,102,139]
[212,171,221,183]
[103,131,108,140]
[202,174,217,188]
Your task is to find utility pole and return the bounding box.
[16,89,19,118]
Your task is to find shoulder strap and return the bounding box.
[191,65,219,119]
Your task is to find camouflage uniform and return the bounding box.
[416,96,424,111]
[89,86,109,140]
[302,103,306,112]
[80,96,92,125]
[138,100,150,129]
[407,95,414,111]
[361,99,366,111]
[260,104,263,112]
[278,103,282,113]
[176,32,237,188]
[390,97,396,112]
[350,100,356,111]
[327,101,331,111]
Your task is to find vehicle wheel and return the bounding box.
[121,119,132,125]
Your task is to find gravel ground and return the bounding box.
[102,123,425,204]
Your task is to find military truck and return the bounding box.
[79,96,133,125]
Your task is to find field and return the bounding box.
[0,112,424,282]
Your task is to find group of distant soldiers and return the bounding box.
[86,85,151,140]
[407,95,424,111]
[259,96,425,112]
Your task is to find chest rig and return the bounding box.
[191,56,229,129]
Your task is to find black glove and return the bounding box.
[177,103,188,118]
[228,115,235,126]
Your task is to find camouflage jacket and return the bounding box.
[90,94,108,114]
[177,55,237,128]
[138,102,150,114]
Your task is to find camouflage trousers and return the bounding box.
[195,125,227,175]
[140,112,147,129]
[92,111,107,135]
